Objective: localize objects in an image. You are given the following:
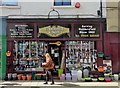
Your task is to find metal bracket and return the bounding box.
[48,9,60,19]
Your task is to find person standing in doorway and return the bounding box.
[42,53,55,85]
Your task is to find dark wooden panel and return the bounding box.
[104,32,120,73]
[110,43,119,73]
[104,32,110,55]
[6,41,14,73]
[96,40,103,66]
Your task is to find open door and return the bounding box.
[47,41,64,69]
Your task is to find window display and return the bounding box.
[13,40,45,71]
[65,41,97,71]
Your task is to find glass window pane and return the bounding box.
[63,0,71,6]
[54,0,62,6]
[2,0,18,6]
[0,0,2,6]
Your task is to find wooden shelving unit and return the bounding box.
[65,41,97,71]
[13,40,45,72]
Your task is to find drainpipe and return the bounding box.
[100,0,104,53]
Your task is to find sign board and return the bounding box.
[38,25,70,38]
[8,24,34,38]
[75,24,100,38]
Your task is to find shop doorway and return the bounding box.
[47,41,65,69]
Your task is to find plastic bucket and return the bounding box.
[60,75,65,81]
[98,52,104,58]
[7,73,12,80]
[77,70,82,81]
[114,74,119,81]
[58,69,63,77]
[66,76,71,81]
[72,75,77,81]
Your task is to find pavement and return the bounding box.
[0,80,120,88]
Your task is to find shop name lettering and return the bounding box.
[78,25,99,37]
[39,25,69,37]
[79,25,96,33]
[10,25,33,38]
[46,27,63,34]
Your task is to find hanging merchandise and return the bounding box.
[51,49,54,54]
[84,59,87,63]
[61,51,65,69]
[65,41,97,71]
[80,59,83,63]
[55,53,59,57]
[88,58,91,63]
[6,51,11,57]
[13,40,44,71]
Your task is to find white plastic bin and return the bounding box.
[72,74,78,81]
[114,74,119,81]
[66,76,71,81]
[7,73,12,80]
[71,70,78,75]
[77,70,82,81]
[66,73,71,76]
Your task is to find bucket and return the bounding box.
[72,74,77,81]
[22,75,26,80]
[60,74,65,81]
[98,52,104,58]
[7,73,12,80]
[12,73,17,80]
[58,69,63,77]
[77,70,82,81]
[66,76,71,81]
[17,74,22,80]
[114,74,119,81]
[71,70,78,75]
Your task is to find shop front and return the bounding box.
[6,18,106,81]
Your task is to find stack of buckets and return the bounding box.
[60,74,65,81]
[58,69,65,81]
[114,74,119,81]
[77,70,82,81]
[65,73,71,81]
[71,70,78,81]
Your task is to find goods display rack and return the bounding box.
[65,41,97,70]
[13,40,45,72]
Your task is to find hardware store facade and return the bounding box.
[6,18,109,79]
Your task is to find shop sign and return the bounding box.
[75,24,100,38]
[8,24,34,38]
[38,25,70,37]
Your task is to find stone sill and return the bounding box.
[0,6,20,9]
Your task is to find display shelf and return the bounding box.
[65,41,97,71]
[13,40,45,72]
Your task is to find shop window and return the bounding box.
[1,0,18,6]
[13,40,45,71]
[54,0,71,6]
[65,41,97,71]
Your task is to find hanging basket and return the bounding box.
[98,52,104,58]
